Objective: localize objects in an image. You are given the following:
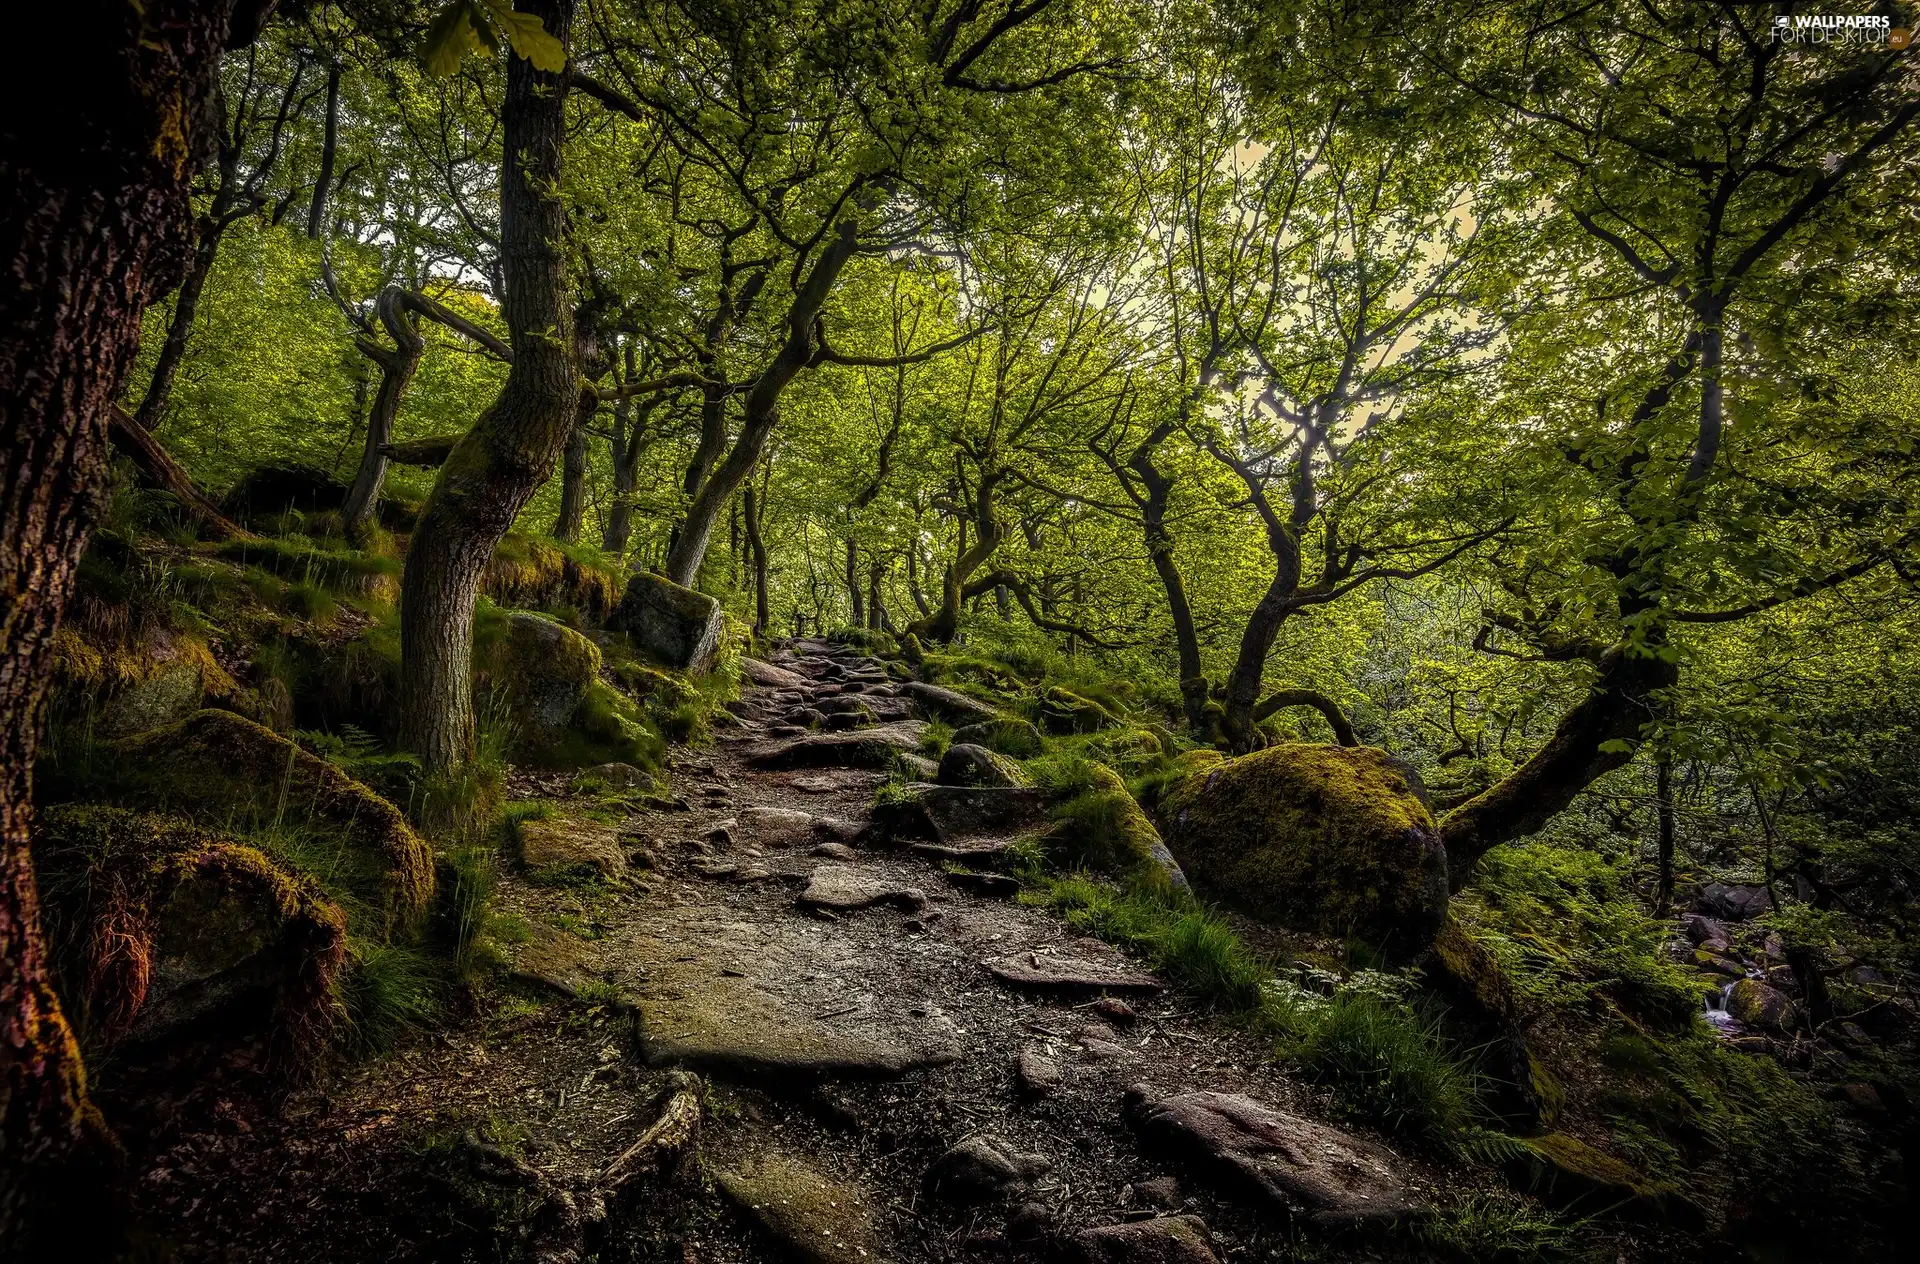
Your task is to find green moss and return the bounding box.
[951,716,1046,758]
[1039,684,1119,734]
[1282,991,1484,1150]
[1049,762,1183,894]
[94,708,434,931]
[483,532,621,625]
[1159,743,1448,955]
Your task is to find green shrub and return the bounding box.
[339,939,442,1051]
[1284,991,1484,1149]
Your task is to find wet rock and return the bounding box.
[985,954,1162,995]
[749,722,927,770]
[1698,882,1771,922]
[901,680,1002,723]
[938,743,1031,788]
[952,716,1048,759]
[1125,1085,1417,1228]
[1018,1046,1063,1097]
[1160,745,1445,957]
[1682,914,1728,945]
[925,1134,1052,1203]
[741,657,808,689]
[609,572,726,672]
[1726,978,1799,1031]
[716,1149,885,1264]
[1071,1216,1218,1263]
[798,864,927,912]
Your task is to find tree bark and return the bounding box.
[343,288,427,533]
[400,0,577,779]
[908,473,1007,644]
[744,479,769,635]
[551,400,591,543]
[1,0,271,1249]
[844,536,864,628]
[1654,755,1676,916]
[1252,688,1356,746]
[1134,447,1209,731]
[132,221,221,430]
[1439,646,1677,889]
[305,60,340,239]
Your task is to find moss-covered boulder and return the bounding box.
[1039,685,1119,734]
[951,716,1047,758]
[1160,744,1446,955]
[486,612,601,746]
[610,571,725,671]
[1053,763,1189,894]
[53,626,238,738]
[100,709,433,931]
[938,743,1030,788]
[33,805,346,1053]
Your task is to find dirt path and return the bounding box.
[128,640,1444,1262]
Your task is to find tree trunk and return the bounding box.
[1136,459,1208,732]
[602,393,656,555]
[744,480,769,635]
[551,398,591,543]
[1440,646,1677,889]
[663,215,863,585]
[867,559,885,631]
[2,0,267,1249]
[132,219,221,430]
[844,537,864,628]
[400,0,577,780]
[1654,755,1676,916]
[343,289,427,533]
[908,475,1007,644]
[305,60,340,239]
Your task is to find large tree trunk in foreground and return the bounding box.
[400,0,577,779]
[1440,646,1677,890]
[1,1,270,1250]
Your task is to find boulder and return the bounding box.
[894,752,940,781]
[488,613,601,751]
[1125,1086,1417,1229]
[821,708,875,732]
[1682,914,1729,945]
[901,680,1001,723]
[873,784,1050,844]
[938,743,1030,788]
[798,864,926,912]
[1726,978,1799,1031]
[1698,882,1771,922]
[100,709,433,930]
[736,806,826,849]
[1056,763,1188,892]
[1040,685,1119,734]
[32,806,346,1051]
[1072,1216,1218,1264]
[924,1134,1051,1203]
[951,716,1047,758]
[611,571,726,672]
[1159,744,1445,955]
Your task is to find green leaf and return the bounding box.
[421,1,483,77]
[479,0,569,72]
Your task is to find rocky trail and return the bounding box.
[127,640,1452,1263]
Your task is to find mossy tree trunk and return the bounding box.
[908,468,1008,644]
[0,0,276,1249]
[400,0,578,778]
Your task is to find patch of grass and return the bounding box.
[1026,875,1268,1011]
[444,845,498,980]
[574,980,626,1009]
[1282,991,1484,1149]
[338,939,442,1052]
[1415,1192,1586,1263]
[918,719,953,758]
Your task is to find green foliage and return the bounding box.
[338,939,442,1052]
[1281,991,1484,1150]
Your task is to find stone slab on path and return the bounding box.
[1124,1086,1418,1229]
[747,722,926,770]
[984,953,1163,995]
[716,1148,889,1264]
[518,816,627,879]
[798,863,927,912]
[741,657,808,689]
[610,904,960,1079]
[1072,1216,1220,1263]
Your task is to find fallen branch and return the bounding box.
[108,405,257,541]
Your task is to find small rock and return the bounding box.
[732,866,775,884]
[985,955,1162,995]
[1006,1202,1055,1250]
[894,752,940,781]
[925,1134,1052,1203]
[946,870,1021,898]
[1018,1046,1062,1097]
[1682,913,1728,945]
[627,846,660,870]
[811,841,858,861]
[1071,1215,1218,1263]
[519,816,627,879]
[1842,1083,1886,1114]
[1131,1175,1182,1209]
[704,822,734,848]
[822,709,874,732]
[735,806,818,848]
[1726,978,1799,1031]
[1093,998,1139,1024]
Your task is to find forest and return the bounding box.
[1,1,1916,1261]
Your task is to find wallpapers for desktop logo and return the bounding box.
[1768,13,1912,47]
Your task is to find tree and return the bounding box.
[0,0,280,1248]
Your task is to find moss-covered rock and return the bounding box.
[1726,978,1799,1031]
[99,709,433,931]
[951,716,1046,758]
[485,612,601,746]
[483,532,621,624]
[1159,743,1447,955]
[937,743,1030,788]
[33,805,346,1054]
[1052,763,1188,894]
[1505,1131,1695,1224]
[1040,685,1118,734]
[610,571,725,671]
